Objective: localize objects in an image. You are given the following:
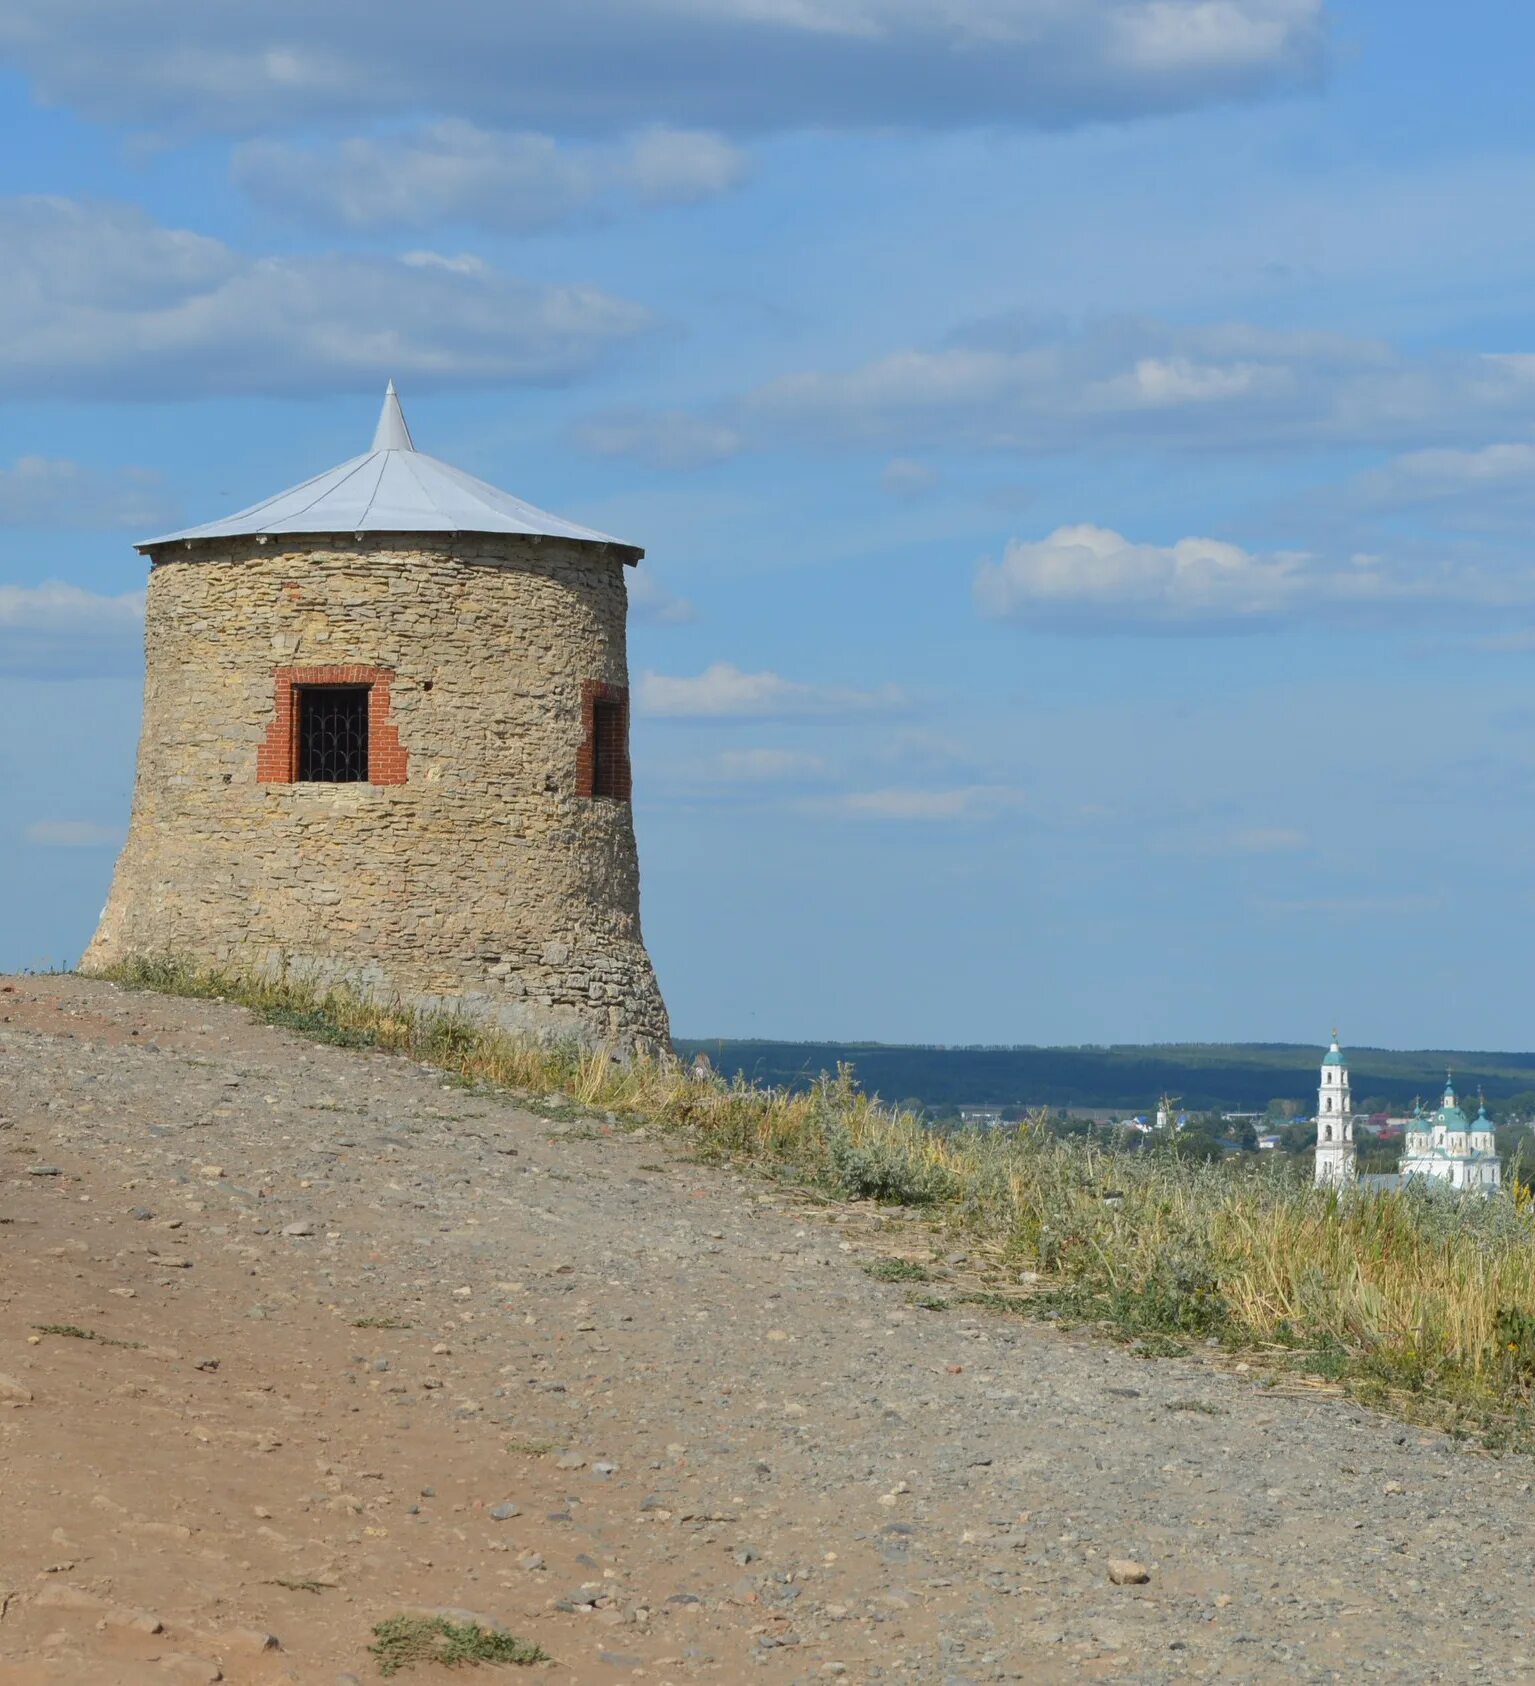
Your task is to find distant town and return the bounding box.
[678,1035,1535,1179]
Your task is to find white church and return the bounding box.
[1312,1034,1501,1194]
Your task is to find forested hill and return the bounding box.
[672,1038,1535,1113]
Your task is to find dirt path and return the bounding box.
[1,975,1533,1685]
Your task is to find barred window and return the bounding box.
[578,682,631,801]
[591,698,625,798]
[298,686,370,783]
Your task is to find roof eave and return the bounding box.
[136,530,645,564]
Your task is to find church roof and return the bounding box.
[138,384,641,559]
[1430,1075,1467,1130]
[1322,1035,1344,1067]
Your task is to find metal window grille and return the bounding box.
[297,686,370,782]
[591,697,626,798]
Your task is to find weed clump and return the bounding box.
[864,1258,934,1282]
[32,1323,142,1349]
[368,1614,547,1675]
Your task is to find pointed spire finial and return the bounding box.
[372,379,416,453]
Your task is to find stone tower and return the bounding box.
[1313,1032,1355,1186]
[85,385,670,1053]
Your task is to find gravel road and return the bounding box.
[1,974,1533,1685]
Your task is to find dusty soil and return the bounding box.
[2,976,1534,1685]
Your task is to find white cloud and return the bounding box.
[0,1,1325,135]
[975,524,1311,625]
[624,127,747,202]
[880,457,939,499]
[967,522,1533,629]
[234,122,746,232]
[576,411,745,471]
[882,728,976,770]
[0,581,146,677]
[628,570,698,625]
[833,784,1027,821]
[1356,443,1535,531]
[746,319,1509,452]
[598,318,1535,463]
[711,747,829,780]
[638,661,904,718]
[0,196,653,399]
[0,456,174,530]
[0,581,146,633]
[23,820,124,848]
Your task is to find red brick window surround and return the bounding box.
[257,666,408,787]
[577,681,631,801]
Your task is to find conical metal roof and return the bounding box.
[139,383,640,559]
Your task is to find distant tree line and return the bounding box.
[675,1038,1535,1116]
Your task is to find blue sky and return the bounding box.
[3,0,1534,1049]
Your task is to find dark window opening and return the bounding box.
[298,686,369,782]
[591,697,626,799]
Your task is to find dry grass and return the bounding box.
[98,956,1535,1445]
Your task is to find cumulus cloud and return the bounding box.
[0,196,653,399]
[0,581,146,677]
[0,457,175,530]
[638,662,904,718]
[975,524,1310,625]
[968,522,1533,630]
[0,1,1325,135]
[23,820,125,847]
[234,122,746,232]
[833,784,1028,821]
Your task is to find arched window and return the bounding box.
[1325,1097,1333,1112]
[1324,1124,1333,1141]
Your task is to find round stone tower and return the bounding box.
[85,385,670,1053]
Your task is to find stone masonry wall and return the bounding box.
[85,534,671,1052]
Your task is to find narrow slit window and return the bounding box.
[298,685,370,783]
[591,697,626,799]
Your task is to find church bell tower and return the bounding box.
[1313,1031,1356,1186]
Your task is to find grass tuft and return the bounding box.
[96,954,1535,1447]
[368,1614,547,1675]
[33,1323,143,1349]
[864,1257,935,1282]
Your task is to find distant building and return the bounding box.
[1313,1033,1356,1185]
[1312,1037,1502,1195]
[1399,1080,1501,1192]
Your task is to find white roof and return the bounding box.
[139,383,640,558]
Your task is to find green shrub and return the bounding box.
[368,1615,547,1676]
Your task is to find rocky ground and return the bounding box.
[2,976,1534,1685]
